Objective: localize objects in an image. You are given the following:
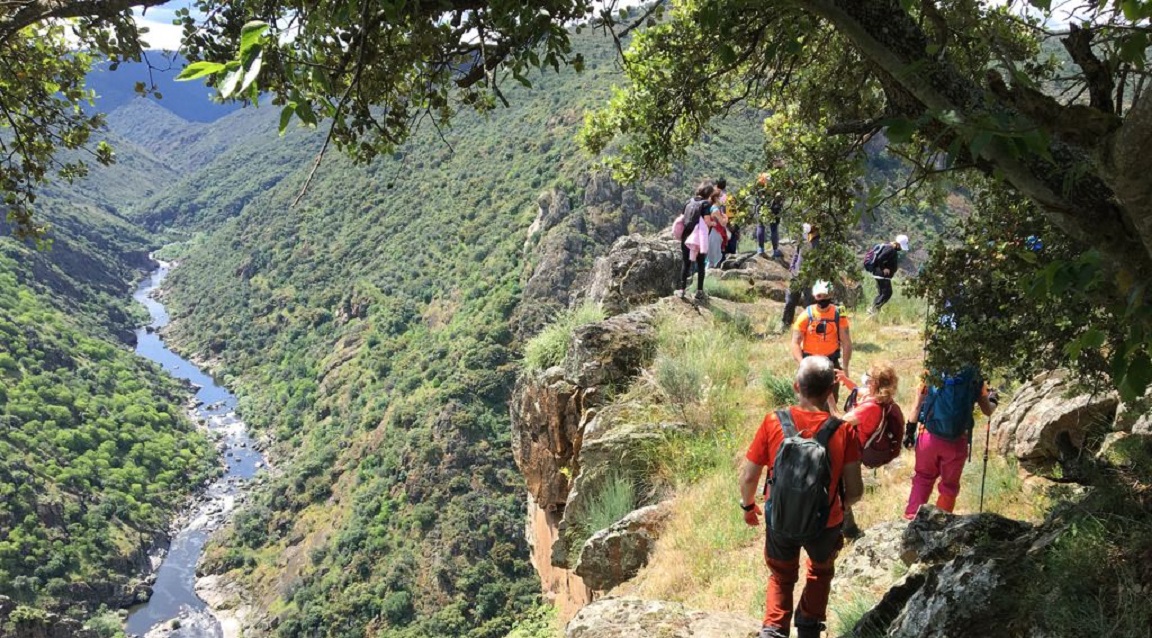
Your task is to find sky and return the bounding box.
[131,0,1097,52]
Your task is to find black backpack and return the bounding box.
[765,409,842,542]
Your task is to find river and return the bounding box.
[124,262,266,638]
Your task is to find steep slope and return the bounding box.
[153,30,765,637]
[0,196,215,620]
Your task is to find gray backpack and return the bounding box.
[765,409,842,542]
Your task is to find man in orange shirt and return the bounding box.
[791,281,852,408]
[739,356,865,638]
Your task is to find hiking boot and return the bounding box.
[795,615,825,638]
[772,249,784,259]
[694,290,708,302]
[674,289,685,299]
[758,627,788,638]
[842,524,864,541]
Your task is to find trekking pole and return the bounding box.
[978,416,992,513]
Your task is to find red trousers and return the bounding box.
[763,525,844,631]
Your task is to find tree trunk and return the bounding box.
[800,0,1152,283]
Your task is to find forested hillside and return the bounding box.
[0,197,215,620]
[137,30,763,637]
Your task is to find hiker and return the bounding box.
[727,222,741,255]
[677,182,715,300]
[739,356,864,638]
[791,280,852,382]
[768,191,784,258]
[902,367,999,519]
[834,363,903,539]
[708,190,729,268]
[780,223,820,330]
[866,234,909,314]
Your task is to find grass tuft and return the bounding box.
[704,277,757,303]
[760,371,794,408]
[523,303,606,371]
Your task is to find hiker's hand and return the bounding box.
[882,268,891,276]
[835,369,855,390]
[742,503,762,526]
[903,425,917,449]
[987,387,1000,407]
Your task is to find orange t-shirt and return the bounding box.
[745,406,861,528]
[793,304,849,356]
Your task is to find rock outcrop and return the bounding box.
[565,597,760,638]
[832,521,908,594]
[992,370,1119,479]
[586,235,680,314]
[511,305,663,616]
[851,507,1068,638]
[715,253,791,302]
[574,502,672,591]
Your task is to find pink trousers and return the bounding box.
[904,429,968,519]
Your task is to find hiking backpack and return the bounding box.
[859,401,905,468]
[918,368,982,440]
[765,409,843,542]
[673,214,686,240]
[806,306,842,347]
[862,243,884,273]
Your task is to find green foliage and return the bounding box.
[702,279,755,303]
[85,611,127,638]
[583,472,637,535]
[909,182,1147,394]
[504,604,557,638]
[760,372,794,408]
[523,304,606,372]
[0,247,215,612]
[830,593,883,638]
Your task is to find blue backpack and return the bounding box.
[918,368,983,440]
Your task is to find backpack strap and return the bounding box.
[863,403,890,449]
[776,408,797,439]
[814,416,843,448]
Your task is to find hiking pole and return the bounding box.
[978,415,992,513]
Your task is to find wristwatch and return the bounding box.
[740,502,755,512]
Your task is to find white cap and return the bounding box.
[896,234,910,251]
[811,280,831,297]
[802,222,812,236]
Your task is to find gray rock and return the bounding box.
[565,596,760,638]
[565,309,657,389]
[586,235,681,315]
[574,502,672,591]
[900,506,1033,566]
[833,520,908,592]
[991,370,1119,478]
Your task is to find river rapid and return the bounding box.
[124,262,266,638]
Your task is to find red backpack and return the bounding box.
[852,399,904,468]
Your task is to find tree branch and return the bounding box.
[0,0,168,44]
[1061,23,1114,114]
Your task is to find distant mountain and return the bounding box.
[87,54,239,123]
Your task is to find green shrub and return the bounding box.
[760,372,794,407]
[829,593,883,637]
[523,303,606,371]
[504,603,558,638]
[712,306,754,337]
[584,472,637,534]
[85,611,126,638]
[704,277,756,302]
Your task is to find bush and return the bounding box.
[760,372,794,407]
[523,303,606,371]
[584,472,637,534]
[704,277,756,303]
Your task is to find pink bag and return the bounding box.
[673,214,685,240]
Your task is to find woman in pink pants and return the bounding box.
[903,373,997,520]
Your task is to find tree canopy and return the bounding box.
[4,0,1152,393]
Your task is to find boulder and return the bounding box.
[900,506,1033,566]
[852,507,1049,638]
[555,407,676,568]
[574,502,672,591]
[832,521,908,593]
[586,235,681,315]
[565,597,760,638]
[992,370,1119,478]
[565,309,657,389]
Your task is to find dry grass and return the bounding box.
[612,292,1053,628]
